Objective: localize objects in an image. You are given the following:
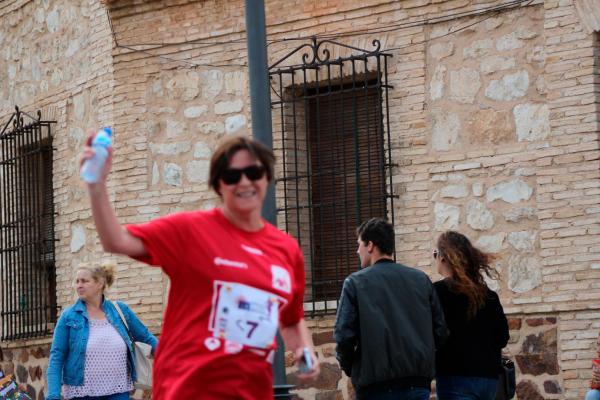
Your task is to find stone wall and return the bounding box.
[0,1,115,399]
[0,339,151,400]
[285,314,594,400]
[510,316,562,399]
[0,0,115,308]
[0,340,50,400]
[0,0,598,399]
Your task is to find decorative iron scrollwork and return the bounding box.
[13,106,24,130]
[270,36,384,70]
[300,37,333,65]
[1,106,43,138]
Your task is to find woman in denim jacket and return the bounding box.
[46,264,157,400]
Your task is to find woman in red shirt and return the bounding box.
[82,134,320,399]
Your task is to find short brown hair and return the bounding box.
[209,135,275,195]
[356,218,395,255]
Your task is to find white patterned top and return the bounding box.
[63,319,133,399]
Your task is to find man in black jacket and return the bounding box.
[334,218,447,400]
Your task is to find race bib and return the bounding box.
[210,281,285,349]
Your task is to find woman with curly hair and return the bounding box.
[433,231,509,400]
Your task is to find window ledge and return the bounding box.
[2,335,53,348]
[303,300,338,313]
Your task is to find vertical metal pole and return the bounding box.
[244,1,293,397]
[245,0,276,224]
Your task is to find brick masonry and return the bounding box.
[0,0,598,399]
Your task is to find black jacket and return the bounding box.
[334,259,448,391]
[434,279,509,378]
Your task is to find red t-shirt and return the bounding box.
[126,208,306,400]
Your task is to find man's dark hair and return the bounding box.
[356,218,395,256]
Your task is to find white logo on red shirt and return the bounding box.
[271,265,292,294]
[214,257,248,269]
[204,337,221,351]
[249,349,267,357]
[241,244,263,256]
[224,340,243,354]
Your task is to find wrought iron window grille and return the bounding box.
[269,38,397,317]
[0,106,58,341]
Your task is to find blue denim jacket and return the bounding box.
[46,298,158,400]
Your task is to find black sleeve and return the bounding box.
[490,291,509,349]
[334,277,359,377]
[430,280,448,350]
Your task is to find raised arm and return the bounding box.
[82,136,147,257]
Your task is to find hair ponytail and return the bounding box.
[99,262,116,289]
[77,261,117,292]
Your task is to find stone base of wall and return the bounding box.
[508,316,562,400]
[0,338,151,400]
[0,312,595,399]
[285,314,577,400]
[0,339,51,400]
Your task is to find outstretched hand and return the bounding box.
[294,346,320,382]
[80,130,113,185]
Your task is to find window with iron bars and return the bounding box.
[273,55,395,317]
[0,108,57,341]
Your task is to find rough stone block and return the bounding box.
[516,380,545,400]
[523,329,558,353]
[312,330,334,347]
[476,232,506,253]
[485,70,529,101]
[509,254,542,293]
[449,67,481,104]
[434,202,460,231]
[514,103,550,142]
[429,42,454,60]
[431,109,460,151]
[516,353,560,375]
[467,109,514,145]
[463,38,493,59]
[466,199,495,230]
[508,231,537,252]
[287,362,341,390]
[508,317,522,330]
[487,179,533,203]
[429,64,446,101]
[543,379,562,394]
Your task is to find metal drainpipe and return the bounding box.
[244,1,294,398]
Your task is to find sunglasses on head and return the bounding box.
[220,165,266,185]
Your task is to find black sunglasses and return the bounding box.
[433,249,439,259]
[221,165,266,185]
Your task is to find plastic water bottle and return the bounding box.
[80,127,113,183]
